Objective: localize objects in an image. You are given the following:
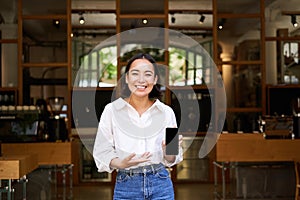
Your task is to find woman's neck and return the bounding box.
[127,95,153,116]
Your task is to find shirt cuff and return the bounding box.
[94,151,118,173]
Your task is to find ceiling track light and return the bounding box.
[171,14,176,24]
[142,18,148,24]
[218,18,226,30]
[52,19,60,28]
[291,15,298,27]
[79,13,85,25]
[199,14,205,24]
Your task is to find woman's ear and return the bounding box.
[125,74,128,84]
[154,75,158,85]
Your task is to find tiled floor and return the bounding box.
[71,183,215,200]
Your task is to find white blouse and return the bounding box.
[93,97,183,173]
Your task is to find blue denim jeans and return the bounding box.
[113,164,174,200]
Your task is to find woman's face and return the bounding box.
[126,58,158,98]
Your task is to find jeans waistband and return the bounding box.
[118,163,164,175]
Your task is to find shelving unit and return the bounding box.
[17,0,72,134]
[213,0,266,133]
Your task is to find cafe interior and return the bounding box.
[1,0,300,199]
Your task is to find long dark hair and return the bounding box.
[121,53,161,99]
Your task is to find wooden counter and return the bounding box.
[216,133,300,162]
[0,154,38,179]
[215,133,300,199]
[2,142,75,165]
[1,140,80,185]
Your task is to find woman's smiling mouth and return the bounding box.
[136,85,147,89]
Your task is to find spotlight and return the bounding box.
[218,18,226,30]
[79,15,85,25]
[142,18,148,24]
[199,15,205,24]
[171,14,176,24]
[52,19,60,28]
[54,19,59,25]
[291,15,298,27]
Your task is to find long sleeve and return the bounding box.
[93,104,118,173]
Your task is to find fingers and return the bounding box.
[126,153,136,161]
[123,152,152,168]
[141,152,152,159]
[179,134,183,146]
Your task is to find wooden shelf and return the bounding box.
[119,14,166,19]
[226,107,263,113]
[265,36,300,41]
[266,84,300,89]
[217,13,261,19]
[22,62,68,68]
[22,14,67,20]
[0,39,18,43]
[216,60,263,65]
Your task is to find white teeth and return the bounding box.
[136,85,146,89]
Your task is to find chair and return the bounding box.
[295,161,300,200]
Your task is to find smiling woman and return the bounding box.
[93,52,183,200]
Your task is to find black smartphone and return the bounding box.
[165,127,179,155]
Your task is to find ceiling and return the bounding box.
[0,0,300,43]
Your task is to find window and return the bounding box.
[76,46,117,87]
[169,46,212,86]
[73,43,213,87]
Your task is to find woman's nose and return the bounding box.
[138,75,145,82]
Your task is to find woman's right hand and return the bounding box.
[110,152,152,169]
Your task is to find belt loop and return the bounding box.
[130,169,132,176]
[151,164,155,173]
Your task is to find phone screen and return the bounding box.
[165,127,179,155]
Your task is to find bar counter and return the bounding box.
[0,154,38,199]
[1,141,79,199]
[215,133,300,199]
[2,142,74,165]
[216,133,300,162]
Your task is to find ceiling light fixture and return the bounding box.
[199,14,205,24]
[171,14,176,24]
[218,18,226,30]
[53,19,60,28]
[79,14,85,25]
[291,15,298,27]
[142,18,148,24]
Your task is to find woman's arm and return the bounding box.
[93,105,119,173]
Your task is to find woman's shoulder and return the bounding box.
[154,99,175,113]
[103,97,127,111]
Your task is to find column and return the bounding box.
[265,22,277,84]
[220,52,234,108]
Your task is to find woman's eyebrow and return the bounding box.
[145,70,154,74]
[129,69,154,74]
[129,69,139,72]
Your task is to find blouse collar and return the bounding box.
[113,97,164,112]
